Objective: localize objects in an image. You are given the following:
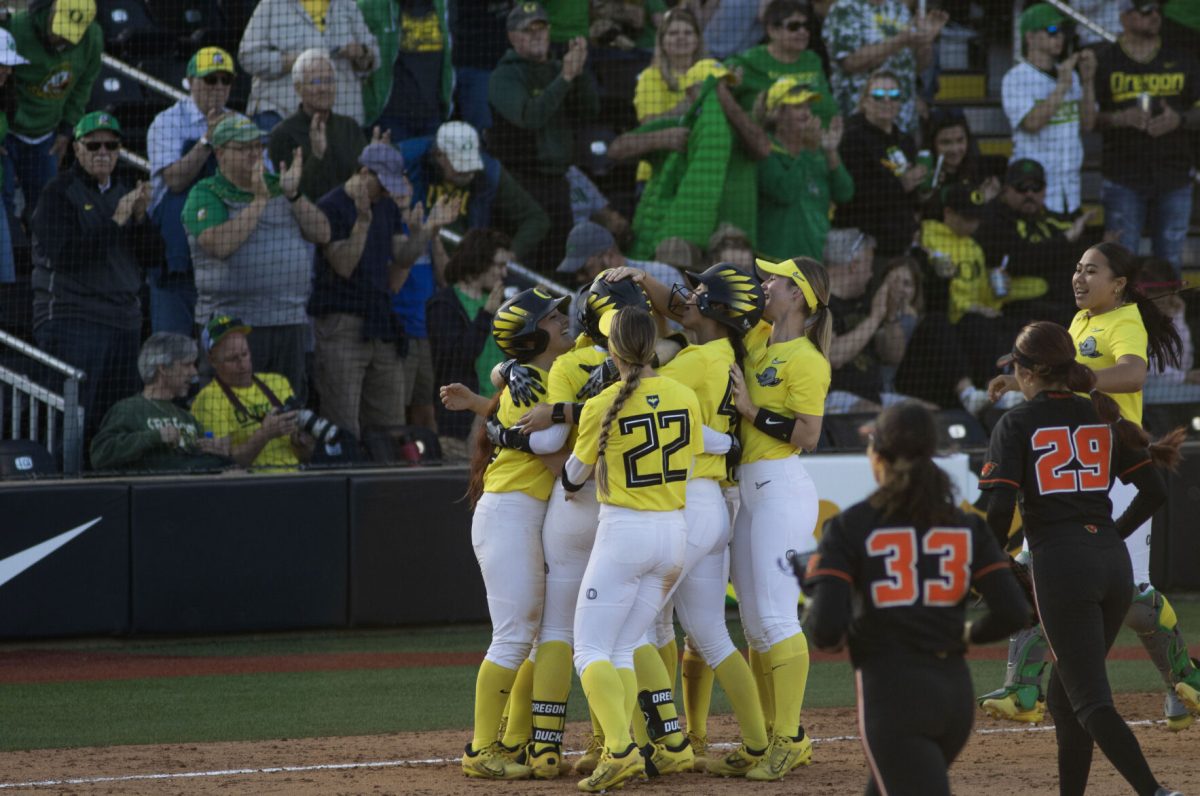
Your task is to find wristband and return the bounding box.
[753,408,797,443]
[551,402,566,424]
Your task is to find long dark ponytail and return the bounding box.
[1089,242,1182,371]
[868,402,958,527]
[466,394,503,508]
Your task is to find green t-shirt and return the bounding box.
[545,0,589,42]
[182,170,283,236]
[725,45,838,124]
[455,286,504,398]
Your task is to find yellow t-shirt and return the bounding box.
[191,373,299,470]
[1068,303,1148,425]
[574,375,703,511]
[921,219,1046,324]
[483,364,556,501]
[300,0,330,31]
[546,335,609,450]
[632,66,685,183]
[740,329,830,464]
[659,338,737,482]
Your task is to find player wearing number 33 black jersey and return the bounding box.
[980,321,1185,796]
[804,402,1029,796]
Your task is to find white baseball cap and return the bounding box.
[0,29,29,67]
[435,121,484,174]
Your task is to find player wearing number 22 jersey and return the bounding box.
[806,403,1027,796]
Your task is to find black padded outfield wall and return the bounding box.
[1,452,1199,639]
[0,484,130,636]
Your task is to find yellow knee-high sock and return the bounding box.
[582,661,633,753]
[681,645,714,739]
[658,637,679,688]
[525,641,573,751]
[472,660,520,751]
[618,667,639,731]
[748,647,775,735]
[714,651,769,750]
[587,704,605,747]
[500,657,535,748]
[633,643,685,747]
[768,633,810,739]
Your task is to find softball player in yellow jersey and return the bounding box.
[727,256,832,781]
[605,262,772,775]
[562,306,704,793]
[986,242,1200,725]
[460,288,573,781]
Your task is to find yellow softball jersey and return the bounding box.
[1068,303,1147,425]
[483,364,556,500]
[659,338,737,482]
[546,335,609,449]
[740,331,831,463]
[574,375,704,511]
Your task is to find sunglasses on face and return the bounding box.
[202,73,234,86]
[1014,181,1045,194]
[782,19,807,31]
[870,88,902,101]
[83,140,120,152]
[1134,3,1160,15]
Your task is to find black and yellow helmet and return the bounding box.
[680,263,764,333]
[492,288,571,362]
[581,270,652,344]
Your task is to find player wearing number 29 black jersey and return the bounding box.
[805,402,1028,796]
[980,321,1185,796]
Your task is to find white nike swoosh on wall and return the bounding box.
[0,517,102,589]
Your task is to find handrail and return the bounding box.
[0,329,86,381]
[101,52,188,103]
[438,228,574,298]
[1012,0,1117,59]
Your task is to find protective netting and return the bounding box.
[0,0,1196,475]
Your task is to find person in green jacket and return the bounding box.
[726,0,837,125]
[356,0,453,140]
[756,76,853,262]
[90,333,233,473]
[2,0,102,224]
[0,28,28,286]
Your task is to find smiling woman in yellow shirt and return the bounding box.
[726,255,832,782]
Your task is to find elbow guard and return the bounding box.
[753,408,796,443]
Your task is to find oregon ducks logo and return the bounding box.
[756,367,782,387]
[1078,336,1101,358]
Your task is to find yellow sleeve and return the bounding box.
[658,345,703,391]
[190,384,230,437]
[688,393,705,460]
[784,347,830,417]
[573,389,612,466]
[1108,311,1149,364]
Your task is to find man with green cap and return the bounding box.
[30,111,155,453]
[146,45,238,335]
[183,113,330,403]
[1001,3,1097,217]
[2,0,103,225]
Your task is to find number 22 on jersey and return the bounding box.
[865,527,972,608]
[1032,425,1111,495]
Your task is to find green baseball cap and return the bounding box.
[187,46,235,77]
[1019,3,1066,35]
[74,111,121,139]
[210,114,264,147]
[201,314,252,353]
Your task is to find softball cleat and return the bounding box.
[577,742,646,792]
[461,743,532,780]
[645,737,694,777]
[1165,691,1194,732]
[573,735,604,775]
[706,743,765,777]
[744,731,813,781]
[980,692,1046,724]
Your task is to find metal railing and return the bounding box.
[1011,0,1118,61]
[0,329,86,475]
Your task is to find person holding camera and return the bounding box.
[191,315,316,470]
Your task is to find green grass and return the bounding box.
[1,598,1196,752]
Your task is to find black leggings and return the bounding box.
[857,655,974,796]
[1032,539,1161,796]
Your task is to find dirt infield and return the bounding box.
[0,693,1192,795]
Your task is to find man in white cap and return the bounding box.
[4,0,102,226]
[0,28,29,286]
[398,119,549,265]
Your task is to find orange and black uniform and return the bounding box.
[805,502,1025,796]
[979,391,1168,795]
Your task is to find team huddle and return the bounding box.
[440,241,1194,796]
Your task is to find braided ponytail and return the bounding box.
[594,306,659,498]
[595,364,644,499]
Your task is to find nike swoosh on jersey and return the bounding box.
[755,480,771,489]
[0,517,102,588]
[771,358,786,365]
[1090,328,1104,332]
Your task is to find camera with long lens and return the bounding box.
[279,396,340,445]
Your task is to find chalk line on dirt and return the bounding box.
[0,720,1166,790]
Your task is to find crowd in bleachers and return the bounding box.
[0,0,1197,474]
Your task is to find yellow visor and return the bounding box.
[755,257,818,313]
